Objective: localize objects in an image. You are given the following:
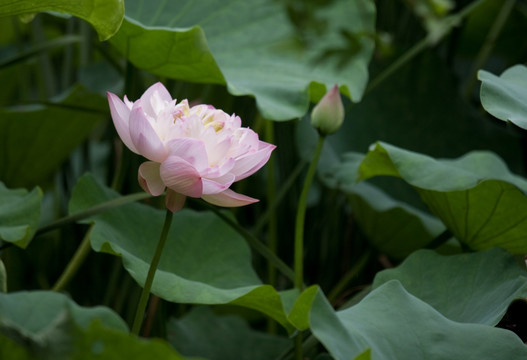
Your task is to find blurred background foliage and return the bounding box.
[1,0,527,345]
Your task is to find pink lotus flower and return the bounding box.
[107,82,275,212]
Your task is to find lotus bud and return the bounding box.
[310,84,345,136]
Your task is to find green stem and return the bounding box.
[131,209,174,335]
[254,161,306,235]
[425,229,453,249]
[198,201,296,283]
[366,37,429,94]
[0,35,81,70]
[366,0,487,95]
[294,135,325,291]
[293,135,324,360]
[462,0,516,98]
[36,192,151,236]
[327,250,371,304]
[52,226,93,292]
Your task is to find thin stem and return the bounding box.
[425,229,453,249]
[294,135,325,291]
[0,35,81,70]
[462,0,516,98]
[254,161,306,235]
[294,334,304,360]
[36,192,151,236]
[327,250,371,304]
[52,226,93,292]
[198,201,296,283]
[366,0,487,95]
[293,135,324,360]
[102,257,124,306]
[131,209,174,335]
[366,38,429,94]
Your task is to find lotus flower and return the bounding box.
[107,82,275,212]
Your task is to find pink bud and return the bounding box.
[311,84,345,136]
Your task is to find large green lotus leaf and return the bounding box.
[167,306,290,360]
[69,173,293,332]
[479,65,527,129]
[110,0,375,120]
[0,182,41,248]
[322,152,445,259]
[0,0,124,41]
[0,85,106,188]
[0,290,127,345]
[0,291,190,359]
[358,142,527,253]
[288,281,527,360]
[373,248,527,325]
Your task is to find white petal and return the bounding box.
[138,162,165,196]
[140,82,173,117]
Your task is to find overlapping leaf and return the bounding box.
[69,174,293,331]
[0,0,124,41]
[322,152,445,259]
[0,182,42,248]
[0,86,106,188]
[359,142,527,253]
[0,291,189,359]
[479,64,527,129]
[167,307,290,360]
[110,0,375,120]
[288,281,527,360]
[373,248,527,325]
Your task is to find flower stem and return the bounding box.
[462,0,515,99]
[52,226,93,292]
[131,209,173,335]
[293,135,324,360]
[294,135,325,291]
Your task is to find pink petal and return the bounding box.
[165,189,186,212]
[202,173,235,195]
[160,156,203,198]
[230,142,276,181]
[129,106,167,162]
[140,82,173,118]
[202,189,259,207]
[138,161,165,196]
[107,92,138,153]
[165,138,209,172]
